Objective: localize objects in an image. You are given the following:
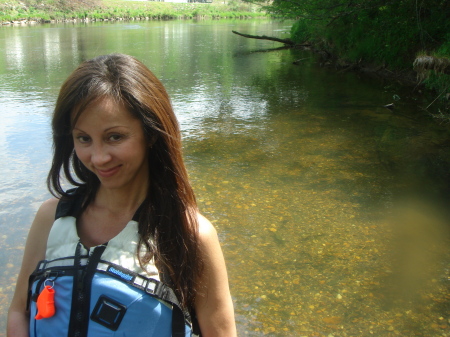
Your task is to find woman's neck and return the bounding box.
[94,183,148,216]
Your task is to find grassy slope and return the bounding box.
[0,0,266,22]
[289,6,449,109]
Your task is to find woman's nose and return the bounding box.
[91,143,112,166]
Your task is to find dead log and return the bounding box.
[413,55,450,80]
[232,30,296,46]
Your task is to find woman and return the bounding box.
[7,53,236,337]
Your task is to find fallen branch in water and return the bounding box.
[232,30,308,47]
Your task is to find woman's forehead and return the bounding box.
[70,96,129,125]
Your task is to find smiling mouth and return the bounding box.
[96,166,121,178]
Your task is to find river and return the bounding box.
[0,19,449,336]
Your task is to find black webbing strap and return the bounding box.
[68,242,84,337]
[26,274,46,312]
[172,305,187,337]
[80,245,107,336]
[160,268,202,336]
[68,243,107,337]
[150,282,187,336]
[55,188,81,220]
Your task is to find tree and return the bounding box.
[243,0,449,69]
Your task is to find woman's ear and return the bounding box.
[148,133,158,147]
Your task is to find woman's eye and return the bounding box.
[109,134,122,142]
[76,135,90,143]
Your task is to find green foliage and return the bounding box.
[318,5,421,68]
[435,34,450,58]
[247,0,449,67]
[421,35,450,96]
[425,72,450,94]
[0,0,267,23]
[290,19,312,43]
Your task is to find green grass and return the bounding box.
[0,0,267,22]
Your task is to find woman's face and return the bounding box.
[72,97,150,192]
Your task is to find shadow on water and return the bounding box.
[233,45,293,57]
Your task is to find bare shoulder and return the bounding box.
[23,197,59,272]
[34,197,59,228]
[195,213,225,265]
[196,213,222,254]
[196,213,218,238]
[39,197,59,215]
[28,197,59,249]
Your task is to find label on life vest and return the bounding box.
[106,266,135,282]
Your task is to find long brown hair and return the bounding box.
[47,53,201,310]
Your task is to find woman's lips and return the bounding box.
[96,166,121,178]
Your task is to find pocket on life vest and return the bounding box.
[89,273,192,337]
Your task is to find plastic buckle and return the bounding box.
[145,279,157,294]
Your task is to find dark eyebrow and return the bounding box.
[104,126,130,132]
[72,126,130,133]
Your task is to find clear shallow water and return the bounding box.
[0,20,449,336]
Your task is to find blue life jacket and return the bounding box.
[28,189,198,337]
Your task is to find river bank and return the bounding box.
[288,42,450,124]
[0,0,267,24]
[281,1,450,121]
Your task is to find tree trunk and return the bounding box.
[232,30,299,46]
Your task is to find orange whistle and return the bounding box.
[35,285,56,320]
